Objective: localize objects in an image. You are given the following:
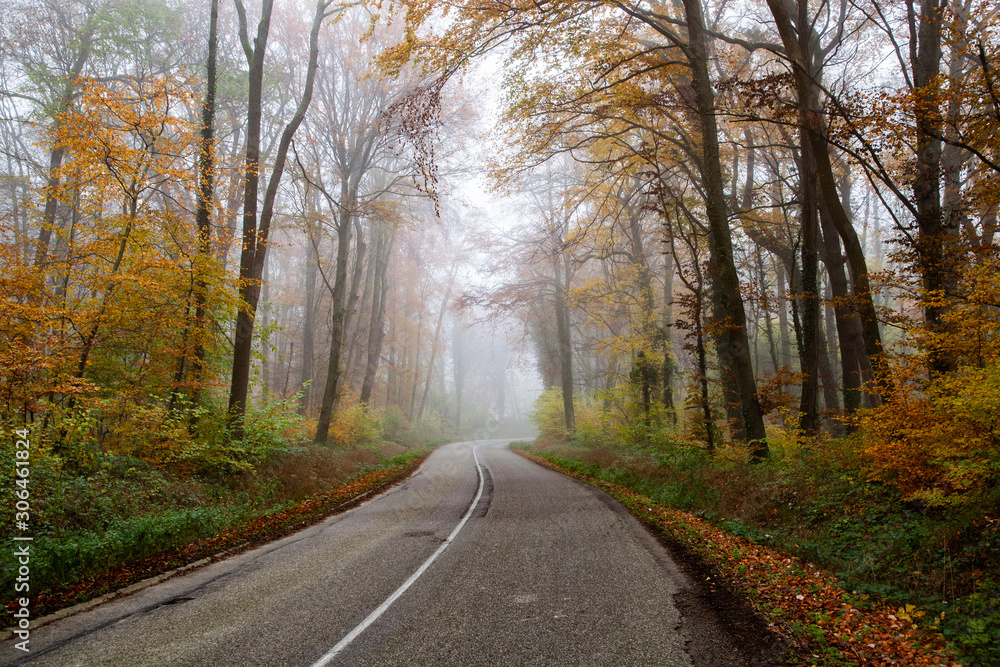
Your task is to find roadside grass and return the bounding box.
[0,398,441,625]
[0,447,428,626]
[515,435,998,666]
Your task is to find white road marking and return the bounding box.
[310,444,485,667]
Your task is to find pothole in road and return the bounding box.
[403,530,435,538]
[160,596,195,606]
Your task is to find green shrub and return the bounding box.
[0,505,245,594]
[173,395,307,479]
[528,388,606,445]
[379,408,411,443]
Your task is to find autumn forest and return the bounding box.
[1,0,999,663]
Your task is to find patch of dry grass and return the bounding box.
[263,442,408,503]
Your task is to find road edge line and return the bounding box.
[310,443,485,667]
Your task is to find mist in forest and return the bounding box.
[2,0,998,460]
[0,0,549,445]
[5,1,1000,660]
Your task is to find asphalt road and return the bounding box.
[2,440,764,666]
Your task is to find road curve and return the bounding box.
[2,440,760,666]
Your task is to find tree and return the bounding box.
[383,0,771,452]
[762,0,891,404]
[908,0,955,375]
[227,0,334,435]
[301,14,424,444]
[673,0,768,452]
[187,0,218,415]
[25,2,97,268]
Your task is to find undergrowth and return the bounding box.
[524,432,1000,666]
[0,397,438,603]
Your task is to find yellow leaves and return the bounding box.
[0,68,235,422]
[860,359,1000,505]
[895,604,925,625]
[50,74,196,210]
[857,245,1000,507]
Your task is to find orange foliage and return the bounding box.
[859,251,1000,505]
[755,366,804,416]
[327,393,382,447]
[0,72,230,457]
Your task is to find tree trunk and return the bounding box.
[816,308,843,431]
[453,320,466,432]
[765,0,890,401]
[758,252,779,377]
[628,201,656,341]
[681,0,767,455]
[776,260,792,370]
[216,127,245,271]
[346,224,378,390]
[33,14,94,268]
[908,0,955,375]
[553,252,575,433]
[418,266,457,420]
[299,212,319,415]
[385,314,398,408]
[360,230,394,405]
[407,306,424,422]
[228,0,274,431]
[190,0,218,416]
[261,250,272,394]
[798,118,821,435]
[229,0,326,434]
[819,202,864,418]
[315,188,355,444]
[340,217,368,389]
[694,291,715,451]
[823,276,840,390]
[662,251,677,424]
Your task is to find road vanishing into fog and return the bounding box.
[1,440,770,667]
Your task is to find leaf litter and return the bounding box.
[2,455,427,624]
[518,449,961,666]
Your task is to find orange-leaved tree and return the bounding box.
[0,72,231,463]
[859,250,1000,506]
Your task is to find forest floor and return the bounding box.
[0,447,428,628]
[514,439,995,667]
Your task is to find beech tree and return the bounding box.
[1,0,998,502]
[227,0,335,434]
[296,13,433,444]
